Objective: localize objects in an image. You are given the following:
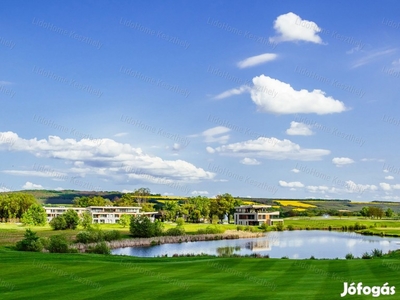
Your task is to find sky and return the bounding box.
[1,0,400,201]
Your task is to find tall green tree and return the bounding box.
[209,193,239,221]
[21,204,47,226]
[64,209,80,229]
[80,211,93,229]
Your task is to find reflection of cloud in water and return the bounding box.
[379,240,390,246]
[346,239,357,248]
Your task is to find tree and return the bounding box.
[50,215,67,230]
[0,193,37,222]
[133,187,151,204]
[360,207,370,217]
[80,211,93,229]
[119,214,131,227]
[16,229,43,252]
[210,193,237,221]
[21,204,47,226]
[73,196,112,207]
[163,200,179,221]
[386,208,394,218]
[114,193,139,206]
[64,209,80,229]
[129,215,163,238]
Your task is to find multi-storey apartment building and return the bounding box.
[43,206,156,224]
[234,205,283,226]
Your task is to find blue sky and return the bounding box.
[1,0,400,201]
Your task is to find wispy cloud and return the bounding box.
[237,53,277,68]
[351,48,397,68]
[213,85,250,100]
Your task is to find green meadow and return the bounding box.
[1,248,400,300]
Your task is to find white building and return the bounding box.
[44,206,156,224]
[234,205,283,226]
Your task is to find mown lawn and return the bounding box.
[0,248,399,300]
[284,217,400,230]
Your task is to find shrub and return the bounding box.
[345,253,354,259]
[371,248,383,258]
[259,223,268,231]
[287,224,294,231]
[47,235,70,253]
[16,229,43,252]
[237,225,244,231]
[276,223,284,231]
[165,227,186,236]
[362,252,372,259]
[176,218,185,226]
[310,256,316,260]
[130,215,163,238]
[104,230,121,241]
[87,242,110,255]
[50,215,67,230]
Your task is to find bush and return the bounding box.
[165,227,186,236]
[362,252,372,259]
[130,215,163,238]
[176,218,185,226]
[259,223,268,231]
[87,242,110,255]
[197,225,225,235]
[47,235,70,253]
[76,229,121,243]
[287,224,295,231]
[276,223,284,231]
[50,215,67,230]
[21,204,47,226]
[237,225,244,231]
[16,229,43,252]
[371,248,383,258]
[345,253,354,259]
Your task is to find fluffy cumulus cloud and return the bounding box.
[0,131,215,184]
[240,157,261,165]
[286,121,314,136]
[22,181,44,190]
[279,180,304,188]
[332,157,354,167]
[385,175,394,180]
[379,182,400,191]
[269,12,324,44]
[209,137,330,161]
[237,53,278,68]
[291,168,300,173]
[250,75,346,115]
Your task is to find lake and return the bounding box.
[111,230,400,259]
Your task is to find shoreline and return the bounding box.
[73,230,264,252]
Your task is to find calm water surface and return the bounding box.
[112,231,400,259]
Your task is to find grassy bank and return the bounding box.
[1,248,399,299]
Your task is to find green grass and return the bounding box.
[1,248,399,299]
[284,217,400,230]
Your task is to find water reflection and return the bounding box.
[112,231,400,259]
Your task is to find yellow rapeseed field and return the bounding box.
[275,200,316,208]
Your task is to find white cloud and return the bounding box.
[2,169,68,180]
[361,158,385,162]
[0,131,215,184]
[269,12,323,44]
[237,53,278,68]
[380,182,392,191]
[191,190,209,195]
[332,157,354,167]
[291,168,300,173]
[206,146,215,154]
[114,132,128,137]
[307,185,330,193]
[352,48,396,69]
[383,169,389,173]
[286,121,314,136]
[202,126,231,144]
[214,85,250,100]
[213,137,330,161]
[379,182,400,191]
[240,158,261,165]
[385,176,394,180]
[250,75,347,115]
[345,180,377,194]
[22,181,44,190]
[279,180,304,188]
